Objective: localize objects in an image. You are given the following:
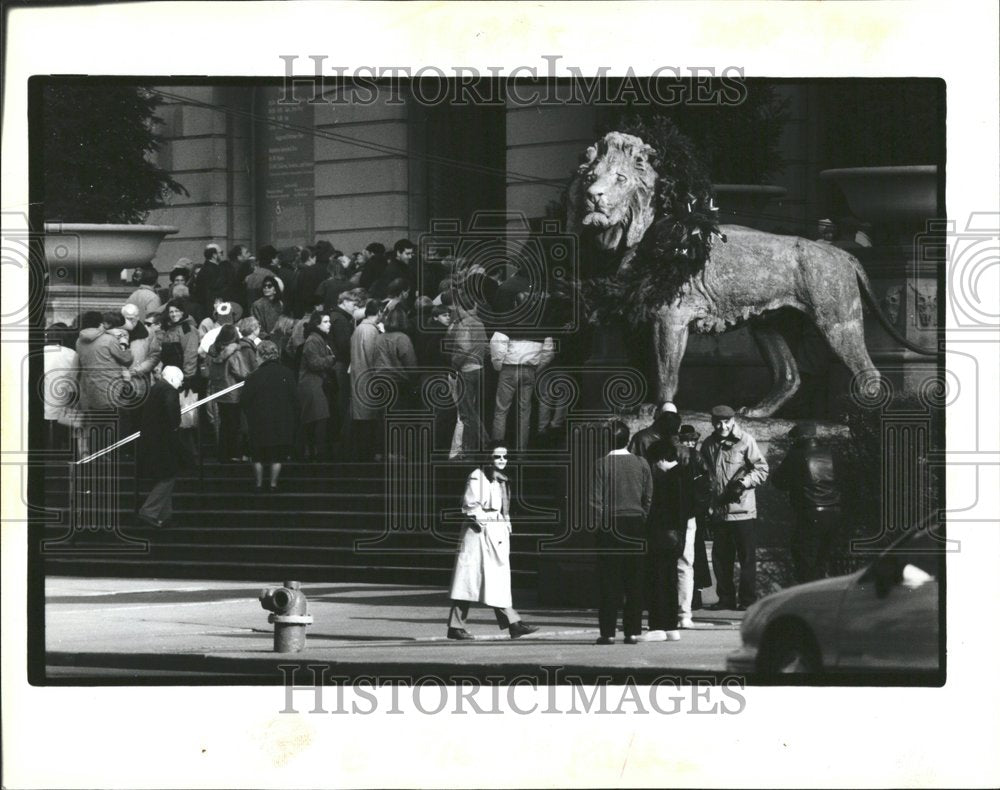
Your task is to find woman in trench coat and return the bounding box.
[297,311,337,460]
[445,441,539,640]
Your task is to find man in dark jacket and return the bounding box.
[773,421,842,583]
[629,403,680,461]
[244,245,279,307]
[640,439,698,641]
[370,238,415,300]
[414,304,457,451]
[192,243,228,316]
[591,419,654,645]
[136,366,185,527]
[358,242,387,291]
[290,246,327,318]
[328,288,365,448]
[491,260,531,317]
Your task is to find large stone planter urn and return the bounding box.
[44,222,178,325]
[44,223,178,285]
[819,166,939,224]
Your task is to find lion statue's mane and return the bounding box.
[566,130,724,325]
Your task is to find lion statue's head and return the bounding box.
[567,127,723,322]
[566,132,659,257]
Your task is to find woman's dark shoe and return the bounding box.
[508,621,539,639]
[447,628,474,641]
[595,636,615,645]
[624,635,639,645]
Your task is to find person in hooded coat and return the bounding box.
[75,317,134,421]
[445,442,539,641]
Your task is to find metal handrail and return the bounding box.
[73,381,245,466]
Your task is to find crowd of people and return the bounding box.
[448,408,840,643]
[42,236,577,513]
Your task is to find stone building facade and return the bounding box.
[143,80,942,413]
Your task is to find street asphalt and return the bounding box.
[44,577,746,682]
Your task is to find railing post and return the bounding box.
[199,429,206,494]
[133,449,140,515]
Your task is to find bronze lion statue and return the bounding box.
[566,131,937,417]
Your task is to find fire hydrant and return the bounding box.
[259,581,313,653]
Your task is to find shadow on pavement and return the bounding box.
[46,584,433,606]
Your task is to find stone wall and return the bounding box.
[146,86,252,271]
[312,85,416,254]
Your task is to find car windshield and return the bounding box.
[867,526,943,583]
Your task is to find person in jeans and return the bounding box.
[772,421,842,583]
[678,424,713,611]
[591,419,653,644]
[640,439,699,642]
[446,291,489,458]
[701,404,769,611]
[489,308,554,451]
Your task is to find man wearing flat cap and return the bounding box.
[773,421,841,583]
[701,404,769,610]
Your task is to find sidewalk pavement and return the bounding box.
[45,577,745,682]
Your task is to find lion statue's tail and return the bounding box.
[850,257,942,357]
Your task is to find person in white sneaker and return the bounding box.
[639,439,697,642]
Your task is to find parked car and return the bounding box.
[727,526,942,676]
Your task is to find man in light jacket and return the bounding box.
[700,404,769,611]
[489,326,554,451]
[447,292,489,457]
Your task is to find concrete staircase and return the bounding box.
[37,459,571,589]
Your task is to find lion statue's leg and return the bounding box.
[743,320,802,418]
[815,314,883,403]
[652,306,691,409]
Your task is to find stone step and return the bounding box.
[40,556,485,586]
[40,506,564,534]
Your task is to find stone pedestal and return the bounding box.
[821,165,942,400]
[46,284,136,326]
[579,323,638,412]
